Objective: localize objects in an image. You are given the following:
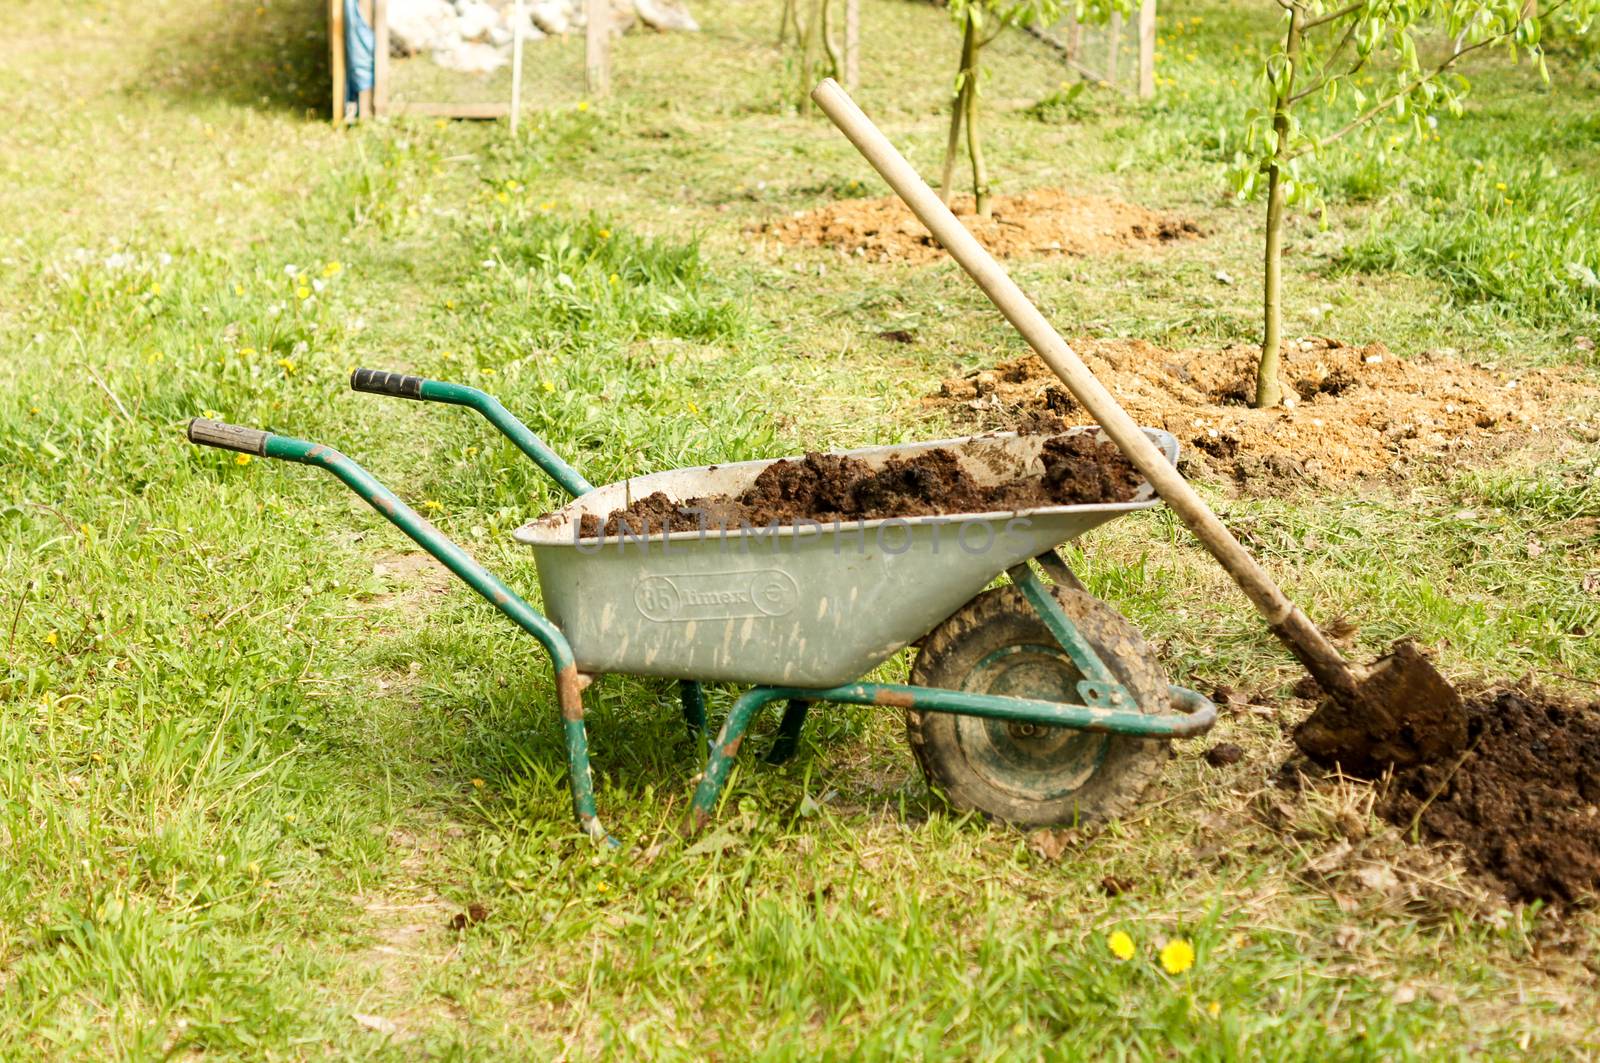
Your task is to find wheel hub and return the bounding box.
[955,643,1109,802]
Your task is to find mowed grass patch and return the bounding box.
[2,0,1599,1056]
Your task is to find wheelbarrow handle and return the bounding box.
[185,416,613,844]
[349,368,594,498]
[188,418,270,455]
[350,367,424,399]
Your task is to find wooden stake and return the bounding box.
[511,0,526,133]
[373,0,389,116]
[843,0,859,91]
[357,0,375,118]
[1137,0,1156,98]
[330,0,346,124]
[1064,6,1078,62]
[586,0,611,98]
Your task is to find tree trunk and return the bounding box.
[965,33,990,218]
[1257,162,1286,409]
[940,13,977,206]
[1255,6,1302,409]
[799,0,821,112]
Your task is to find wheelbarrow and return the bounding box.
[186,368,1216,843]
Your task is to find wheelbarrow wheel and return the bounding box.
[907,584,1169,828]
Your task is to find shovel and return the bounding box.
[810,78,1465,775]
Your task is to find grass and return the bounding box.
[2,0,1598,1056]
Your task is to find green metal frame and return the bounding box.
[188,370,1216,843]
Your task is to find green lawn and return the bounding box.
[2,0,1597,1057]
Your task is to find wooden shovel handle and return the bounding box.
[810,78,1361,698]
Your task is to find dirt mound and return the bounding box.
[1376,689,1600,905]
[931,336,1591,486]
[763,188,1200,264]
[579,433,1140,537]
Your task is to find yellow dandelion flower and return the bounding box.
[687,400,699,414]
[235,453,252,466]
[496,191,510,204]
[506,179,521,191]
[203,408,222,419]
[1107,931,1135,961]
[1160,939,1195,974]
[150,282,162,296]
[296,285,311,300]
[577,101,590,112]
[421,500,443,512]
[276,357,297,374]
[608,273,620,286]
[29,406,40,414]
[541,379,555,393]
[239,346,256,357]
[471,778,486,788]
[598,228,610,239]
[322,261,342,278]
[466,445,479,456]
[1495,182,1507,191]
[595,881,609,892]
[539,200,554,212]
[44,631,58,647]
[435,118,447,129]
[1207,1001,1221,1017]
[234,283,246,296]
[479,366,496,375]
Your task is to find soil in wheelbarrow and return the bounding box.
[930,336,1595,489]
[1309,686,1600,906]
[579,432,1142,538]
[762,188,1201,264]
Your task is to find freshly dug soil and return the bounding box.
[579,433,1142,537]
[762,188,1200,264]
[931,337,1593,487]
[1376,688,1600,905]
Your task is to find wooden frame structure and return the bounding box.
[330,0,616,123]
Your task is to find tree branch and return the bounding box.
[1295,20,1535,156]
[1289,17,1359,102]
[1301,0,1364,31]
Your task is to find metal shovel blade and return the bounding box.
[1293,640,1468,778]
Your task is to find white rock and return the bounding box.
[433,40,509,73]
[455,0,505,40]
[388,0,460,54]
[527,0,573,34]
[635,0,698,31]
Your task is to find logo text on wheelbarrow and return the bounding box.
[634,571,800,622]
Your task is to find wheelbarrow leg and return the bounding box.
[765,699,809,764]
[680,680,707,741]
[557,670,613,844]
[686,686,788,831]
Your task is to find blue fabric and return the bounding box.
[345,0,376,102]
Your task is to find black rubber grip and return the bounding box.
[188,418,269,455]
[350,368,423,399]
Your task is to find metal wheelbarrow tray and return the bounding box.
[187,369,1215,843]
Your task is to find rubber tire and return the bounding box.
[907,584,1170,828]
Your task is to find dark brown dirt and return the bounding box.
[1376,688,1600,906]
[931,336,1595,488]
[578,433,1142,538]
[762,188,1201,264]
